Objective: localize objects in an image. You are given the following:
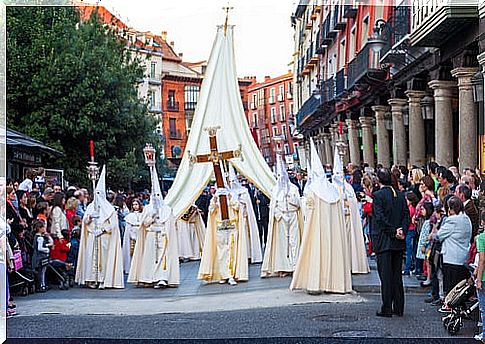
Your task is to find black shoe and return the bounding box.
[376,311,392,318]
[420,280,432,288]
[392,310,403,317]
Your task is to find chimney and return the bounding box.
[170,41,175,48]
[178,53,183,59]
[264,75,271,81]
[161,31,167,41]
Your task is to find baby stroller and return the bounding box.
[442,277,479,335]
[45,259,71,290]
[8,250,36,296]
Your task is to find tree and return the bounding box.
[7,6,158,190]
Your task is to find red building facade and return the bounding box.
[246,73,296,169]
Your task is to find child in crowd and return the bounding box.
[50,229,72,290]
[32,220,52,292]
[416,202,434,287]
[35,202,49,226]
[403,192,419,275]
[67,216,81,287]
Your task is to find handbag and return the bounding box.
[13,250,23,271]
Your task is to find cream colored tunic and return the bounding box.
[128,205,179,286]
[122,212,142,274]
[177,211,206,260]
[290,190,352,294]
[261,184,304,277]
[75,212,124,288]
[198,194,249,282]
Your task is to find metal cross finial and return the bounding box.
[223,2,234,35]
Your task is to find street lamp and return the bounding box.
[420,95,434,120]
[368,19,387,53]
[472,71,484,103]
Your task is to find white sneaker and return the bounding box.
[219,279,227,284]
[474,333,483,341]
[228,277,237,286]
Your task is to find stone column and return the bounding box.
[329,123,338,160]
[451,67,479,171]
[359,116,375,168]
[388,98,408,166]
[316,134,326,165]
[428,80,457,167]
[323,132,333,165]
[345,119,361,166]
[372,105,391,168]
[405,90,426,167]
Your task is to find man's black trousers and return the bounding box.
[376,250,405,315]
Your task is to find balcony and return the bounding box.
[335,69,346,98]
[380,4,411,58]
[296,94,322,128]
[332,5,346,31]
[166,100,180,112]
[148,102,162,114]
[343,4,358,18]
[184,101,197,111]
[287,92,293,99]
[411,0,478,47]
[268,96,276,104]
[277,94,284,102]
[148,73,161,85]
[322,77,336,103]
[347,43,387,90]
[321,16,336,46]
[250,102,257,110]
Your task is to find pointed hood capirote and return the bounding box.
[307,139,340,204]
[332,146,355,199]
[148,165,172,223]
[274,154,290,199]
[86,165,115,223]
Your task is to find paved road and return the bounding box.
[7,294,478,342]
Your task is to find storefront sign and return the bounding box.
[12,149,42,164]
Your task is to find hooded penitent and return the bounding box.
[307,139,340,204]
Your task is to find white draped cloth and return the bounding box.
[122,211,142,274]
[177,207,206,260]
[164,26,275,219]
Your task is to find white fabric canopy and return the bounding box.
[165,25,276,218]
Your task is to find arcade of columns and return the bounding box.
[311,69,479,171]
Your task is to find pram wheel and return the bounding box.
[446,318,462,335]
[442,314,452,328]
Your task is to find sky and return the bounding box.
[87,0,298,82]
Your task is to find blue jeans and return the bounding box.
[404,230,416,274]
[478,287,485,337]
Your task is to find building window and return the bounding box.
[340,39,346,70]
[362,16,369,46]
[350,26,356,60]
[271,107,277,123]
[279,105,286,122]
[150,62,156,79]
[270,88,275,98]
[289,103,294,115]
[184,85,200,111]
[272,126,279,137]
[168,90,176,105]
[252,94,257,107]
[284,143,290,155]
[148,90,156,106]
[169,118,178,138]
[293,143,298,153]
[252,112,258,127]
[282,124,287,140]
[288,82,293,95]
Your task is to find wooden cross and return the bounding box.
[189,126,242,221]
[222,3,234,35]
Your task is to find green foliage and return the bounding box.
[7,6,158,190]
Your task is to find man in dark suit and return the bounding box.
[290,172,306,197]
[455,183,479,243]
[372,168,410,318]
[255,190,270,248]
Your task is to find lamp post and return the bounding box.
[87,140,100,217]
[368,19,387,53]
[472,71,484,103]
[420,95,435,120]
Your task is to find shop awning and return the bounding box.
[6,128,63,157]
